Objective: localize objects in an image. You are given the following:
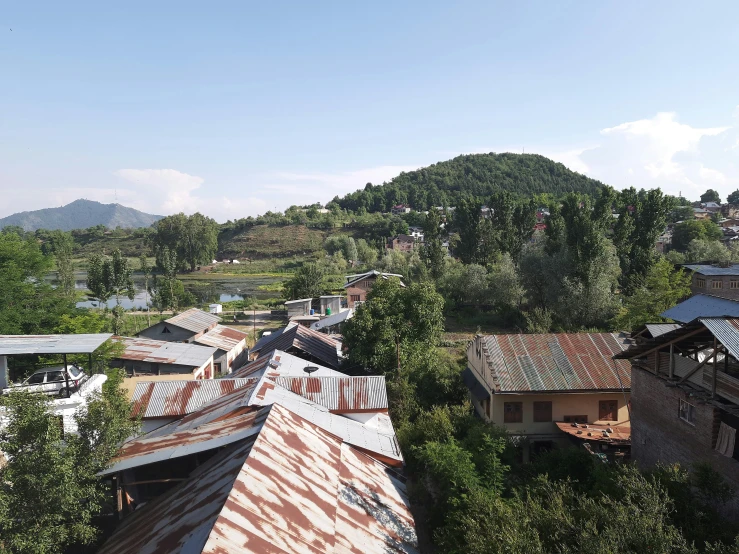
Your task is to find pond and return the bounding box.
[50,272,284,310]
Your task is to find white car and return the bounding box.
[5,365,88,398]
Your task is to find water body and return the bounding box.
[63,273,283,310]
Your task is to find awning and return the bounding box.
[462,367,489,402]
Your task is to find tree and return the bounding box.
[701,189,721,203]
[0,233,73,335]
[671,219,723,251]
[489,192,536,261]
[44,231,76,299]
[139,254,152,327]
[153,212,219,272]
[453,196,496,265]
[615,258,692,331]
[282,263,325,300]
[422,208,446,279]
[342,278,444,373]
[86,250,135,333]
[727,190,739,205]
[685,239,732,263]
[0,364,139,554]
[355,238,379,266]
[149,246,192,313]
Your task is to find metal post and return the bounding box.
[712,338,718,398]
[0,355,8,389]
[669,343,674,379]
[88,353,93,375]
[63,353,70,396]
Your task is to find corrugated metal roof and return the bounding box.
[273,375,388,412]
[645,323,683,337]
[284,297,312,305]
[99,407,270,475]
[250,327,285,352]
[131,378,259,419]
[0,334,112,355]
[231,349,346,379]
[97,403,418,554]
[684,264,739,276]
[193,324,247,352]
[165,308,221,333]
[248,378,403,465]
[476,333,631,393]
[343,270,404,288]
[250,323,343,368]
[699,317,739,360]
[114,336,216,368]
[310,308,354,331]
[661,294,739,323]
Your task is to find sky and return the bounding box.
[1,1,739,222]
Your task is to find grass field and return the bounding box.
[219,224,327,259]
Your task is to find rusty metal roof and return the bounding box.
[248,377,403,465]
[231,349,345,379]
[273,376,388,412]
[193,324,248,352]
[131,378,259,419]
[99,407,270,476]
[114,336,217,368]
[164,308,221,333]
[251,323,343,368]
[555,421,631,443]
[0,333,112,355]
[478,332,631,392]
[98,403,418,554]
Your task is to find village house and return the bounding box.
[464,332,632,460]
[112,336,217,379]
[284,297,313,319]
[247,322,343,368]
[685,264,739,301]
[693,207,711,219]
[138,308,220,343]
[319,295,342,315]
[615,318,739,518]
[407,226,424,241]
[386,234,415,252]
[343,270,404,308]
[391,204,411,215]
[191,324,248,375]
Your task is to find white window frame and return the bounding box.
[678,399,696,425]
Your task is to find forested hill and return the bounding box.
[333,153,606,212]
[0,199,163,232]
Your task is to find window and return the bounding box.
[679,399,696,425]
[47,371,65,382]
[533,401,552,422]
[732,280,739,289]
[503,402,523,423]
[161,326,171,334]
[712,280,723,290]
[599,400,618,421]
[351,295,361,302]
[563,415,588,424]
[27,373,45,385]
[697,278,705,288]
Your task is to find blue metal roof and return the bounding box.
[684,264,739,276]
[661,294,739,323]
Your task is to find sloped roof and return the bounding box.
[131,378,259,419]
[660,294,739,323]
[477,333,631,393]
[250,323,342,368]
[165,308,220,333]
[193,324,248,352]
[250,328,285,352]
[343,270,404,288]
[231,349,345,379]
[273,376,388,412]
[310,308,354,331]
[114,336,216,368]
[644,323,682,338]
[0,334,112,355]
[684,264,739,276]
[97,403,418,554]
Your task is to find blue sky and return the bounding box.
[1,1,738,221]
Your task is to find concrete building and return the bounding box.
[284,298,313,319]
[464,333,632,459]
[343,270,404,309]
[319,295,342,316]
[685,264,739,300]
[112,336,216,379]
[386,234,415,252]
[138,308,220,343]
[615,319,739,519]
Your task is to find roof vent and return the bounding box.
[303,366,319,375]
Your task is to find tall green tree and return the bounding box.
[0,233,72,334]
[282,263,325,300]
[727,190,739,205]
[44,231,76,299]
[342,278,444,373]
[671,219,723,251]
[489,191,536,261]
[701,189,721,203]
[153,212,219,272]
[150,246,191,313]
[86,250,135,333]
[421,208,446,279]
[0,364,139,554]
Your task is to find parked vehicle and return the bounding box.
[3,365,88,398]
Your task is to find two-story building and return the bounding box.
[465,332,632,460]
[685,264,739,301]
[615,318,739,519]
[386,234,415,252]
[343,270,404,308]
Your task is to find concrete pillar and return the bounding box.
[0,355,7,389]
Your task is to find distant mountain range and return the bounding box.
[0,199,163,231]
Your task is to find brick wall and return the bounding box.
[691,273,739,300]
[631,366,739,519]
